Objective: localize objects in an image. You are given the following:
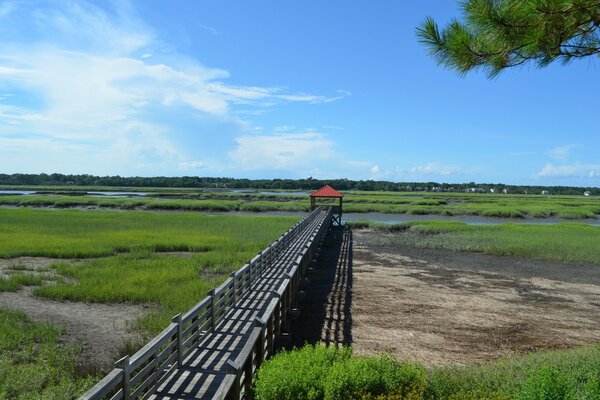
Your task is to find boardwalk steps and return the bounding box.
[81,207,333,400]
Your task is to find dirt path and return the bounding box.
[0,257,150,371]
[350,230,600,366]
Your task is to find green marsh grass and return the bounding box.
[2,190,600,220]
[0,208,298,258]
[0,208,299,333]
[0,274,43,292]
[0,308,97,398]
[349,220,600,265]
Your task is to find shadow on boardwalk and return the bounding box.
[289,225,353,348]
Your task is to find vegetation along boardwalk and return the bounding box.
[81,207,333,400]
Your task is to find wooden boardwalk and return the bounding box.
[82,207,333,400]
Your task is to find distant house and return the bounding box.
[584,191,591,196]
[467,187,485,193]
[502,188,509,194]
[489,188,495,194]
[541,190,549,195]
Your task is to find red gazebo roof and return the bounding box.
[309,185,344,198]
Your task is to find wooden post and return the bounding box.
[207,289,216,331]
[171,314,183,368]
[226,360,241,399]
[115,356,130,400]
[254,318,266,368]
[248,260,253,286]
[244,351,253,396]
[230,272,237,307]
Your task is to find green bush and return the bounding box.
[518,366,568,400]
[324,356,426,400]
[254,345,600,400]
[254,346,352,400]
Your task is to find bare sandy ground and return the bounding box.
[351,230,600,366]
[292,227,600,367]
[0,257,149,370]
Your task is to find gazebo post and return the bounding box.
[309,185,344,226]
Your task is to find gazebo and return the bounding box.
[309,185,344,226]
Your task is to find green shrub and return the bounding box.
[518,366,568,400]
[254,346,352,400]
[324,356,426,400]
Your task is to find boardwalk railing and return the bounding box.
[81,207,332,400]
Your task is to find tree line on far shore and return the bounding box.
[0,173,597,196]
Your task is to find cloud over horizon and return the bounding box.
[0,0,348,176]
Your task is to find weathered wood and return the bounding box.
[115,356,130,400]
[172,314,183,368]
[79,368,123,400]
[80,207,333,400]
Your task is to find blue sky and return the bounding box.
[0,0,599,186]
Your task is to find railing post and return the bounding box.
[249,260,253,286]
[254,318,266,368]
[230,272,237,307]
[115,356,130,400]
[207,289,216,331]
[226,360,241,399]
[171,314,183,368]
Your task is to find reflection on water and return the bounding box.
[229,189,308,196]
[0,190,35,195]
[0,190,148,197]
[203,211,600,226]
[86,192,148,197]
[342,212,600,226]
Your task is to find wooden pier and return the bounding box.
[81,207,333,400]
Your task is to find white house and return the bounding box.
[541,190,549,195]
[584,191,591,196]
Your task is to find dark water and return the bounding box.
[341,212,600,226]
[229,189,307,196]
[0,190,35,195]
[203,211,600,226]
[86,191,148,197]
[0,190,148,197]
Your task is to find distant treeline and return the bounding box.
[0,173,598,195]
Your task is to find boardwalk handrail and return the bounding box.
[218,207,332,399]
[80,207,331,400]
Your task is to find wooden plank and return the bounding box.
[130,323,177,371]
[181,297,212,326]
[82,207,332,400]
[79,368,123,400]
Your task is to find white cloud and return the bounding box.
[197,24,220,36]
[179,160,207,170]
[537,163,600,178]
[229,132,335,171]
[409,162,461,176]
[549,144,578,161]
[0,0,349,175]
